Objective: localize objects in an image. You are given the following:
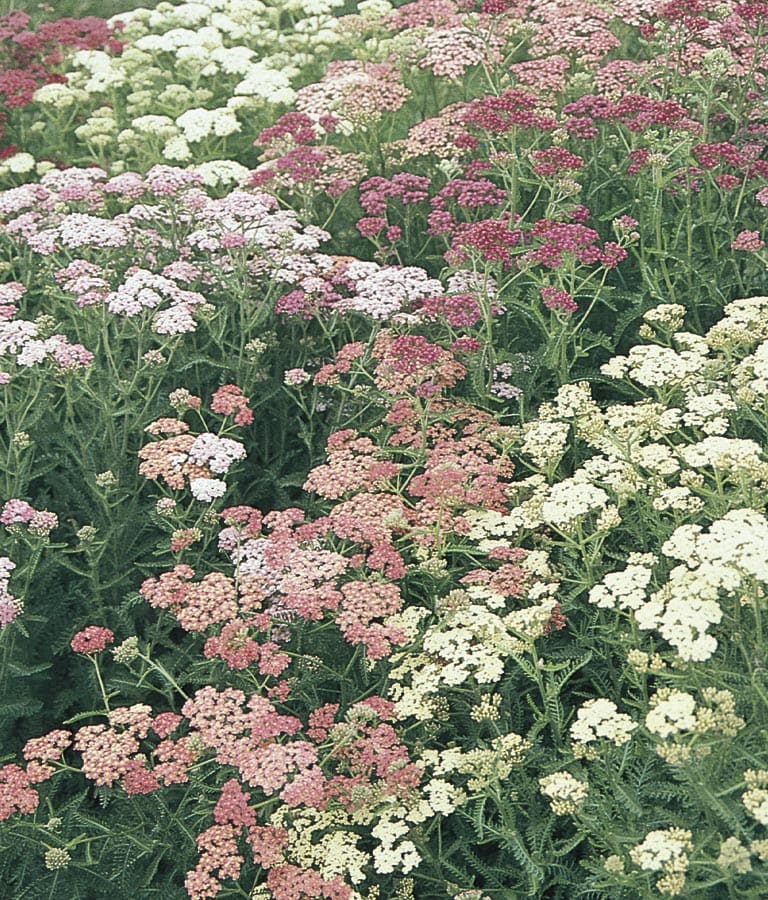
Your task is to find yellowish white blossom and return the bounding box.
[539,771,588,814]
[717,836,752,873]
[742,770,768,825]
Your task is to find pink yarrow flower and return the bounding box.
[71,626,115,654]
[732,230,765,251]
[540,286,578,314]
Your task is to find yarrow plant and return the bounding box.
[2,0,768,897]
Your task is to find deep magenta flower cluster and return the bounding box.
[0,11,120,153]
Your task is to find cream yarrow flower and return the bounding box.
[717,837,751,874]
[742,770,768,825]
[630,827,693,896]
[645,689,697,739]
[569,698,637,756]
[539,771,588,814]
[540,479,609,528]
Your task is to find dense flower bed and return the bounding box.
[2,0,768,897]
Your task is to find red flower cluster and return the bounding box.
[530,147,586,177]
[563,93,701,137]
[449,217,522,266]
[464,88,558,133]
[525,219,627,269]
[359,173,431,215]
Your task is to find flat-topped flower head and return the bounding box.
[71,625,114,654]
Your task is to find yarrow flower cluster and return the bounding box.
[70,626,115,654]
[1,499,58,536]
[139,388,249,506]
[5,0,768,898]
[629,828,693,896]
[0,557,20,627]
[539,771,588,814]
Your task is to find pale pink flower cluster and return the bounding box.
[73,724,141,787]
[0,764,40,821]
[0,319,38,355]
[594,59,651,98]
[0,281,25,320]
[509,56,570,96]
[1,499,58,535]
[528,0,620,67]
[106,269,207,335]
[335,261,444,320]
[0,182,57,218]
[296,61,411,129]
[187,433,247,475]
[54,259,110,308]
[0,314,93,372]
[386,102,469,163]
[419,28,502,79]
[55,213,131,251]
[40,166,108,206]
[23,730,72,767]
[732,230,765,252]
[17,334,94,369]
[283,368,311,386]
[144,165,204,197]
[0,557,19,627]
[338,581,407,659]
[185,191,330,268]
[140,567,239,633]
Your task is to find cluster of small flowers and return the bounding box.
[645,687,745,764]
[279,258,445,322]
[371,331,466,397]
[0,763,46,822]
[390,571,560,721]
[139,387,250,504]
[251,144,364,199]
[525,0,620,67]
[70,625,114,654]
[463,88,558,135]
[490,361,523,400]
[384,102,469,164]
[0,10,120,156]
[569,698,637,758]
[0,280,24,319]
[633,509,768,661]
[0,499,58,536]
[523,220,627,271]
[0,168,346,338]
[25,0,351,167]
[539,771,589,814]
[424,731,530,794]
[175,692,433,894]
[46,702,193,798]
[742,769,768,825]
[105,269,208,335]
[0,556,20,627]
[296,60,411,131]
[0,313,94,373]
[561,92,701,139]
[418,27,503,79]
[629,827,693,896]
[540,286,578,315]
